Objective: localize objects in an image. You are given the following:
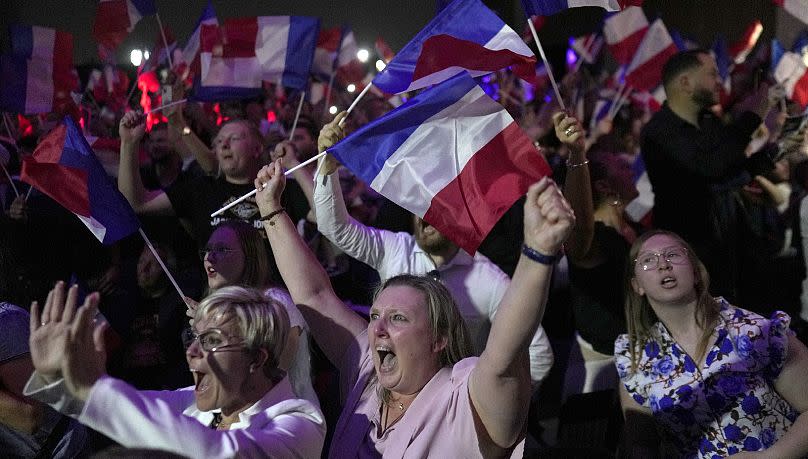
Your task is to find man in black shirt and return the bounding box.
[118,112,309,245]
[641,49,780,299]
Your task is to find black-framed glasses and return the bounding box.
[198,246,238,261]
[634,246,689,271]
[182,328,246,353]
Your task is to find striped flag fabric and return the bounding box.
[625,19,678,92]
[179,0,218,81]
[728,20,763,64]
[520,0,643,17]
[328,72,551,253]
[312,27,342,79]
[195,16,319,101]
[603,6,649,65]
[92,0,156,57]
[772,51,808,108]
[20,117,139,244]
[0,25,74,114]
[572,33,604,64]
[372,0,536,94]
[773,0,808,25]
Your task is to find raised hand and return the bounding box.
[118,111,146,145]
[184,296,199,327]
[317,111,346,176]
[271,140,302,170]
[255,160,286,217]
[29,282,99,382]
[62,297,108,401]
[552,112,586,154]
[523,177,575,257]
[8,195,28,222]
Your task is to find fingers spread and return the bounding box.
[62,284,79,323]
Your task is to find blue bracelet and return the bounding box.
[521,244,559,265]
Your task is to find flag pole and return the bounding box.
[339,82,373,127]
[1,115,20,197]
[607,82,626,119]
[573,36,593,73]
[146,98,187,115]
[288,91,306,141]
[138,228,187,302]
[155,13,174,69]
[210,150,328,217]
[323,70,336,118]
[526,16,565,111]
[24,184,33,201]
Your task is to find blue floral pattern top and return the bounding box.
[614,299,797,458]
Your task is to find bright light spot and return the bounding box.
[130,49,143,67]
[375,59,386,72]
[329,105,338,115]
[144,50,150,61]
[357,48,369,63]
[346,84,356,93]
[566,48,577,66]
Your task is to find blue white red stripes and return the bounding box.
[603,6,648,65]
[773,51,808,108]
[625,19,677,92]
[328,72,550,253]
[520,0,641,16]
[372,0,535,94]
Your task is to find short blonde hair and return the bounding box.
[195,286,289,381]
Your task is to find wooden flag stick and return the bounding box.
[155,13,174,69]
[339,83,373,127]
[138,228,187,302]
[288,91,306,141]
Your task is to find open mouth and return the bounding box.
[661,276,677,288]
[191,369,210,393]
[376,346,398,372]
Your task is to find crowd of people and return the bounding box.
[1,38,808,459]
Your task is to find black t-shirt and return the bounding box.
[164,175,310,245]
[568,222,629,355]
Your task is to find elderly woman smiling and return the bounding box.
[255,160,574,457]
[23,283,325,459]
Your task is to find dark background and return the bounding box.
[0,1,804,71]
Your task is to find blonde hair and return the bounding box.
[195,286,289,382]
[372,274,473,403]
[623,230,719,372]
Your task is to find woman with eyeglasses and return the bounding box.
[22,283,325,458]
[615,230,808,458]
[195,220,318,406]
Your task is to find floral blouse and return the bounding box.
[614,299,798,458]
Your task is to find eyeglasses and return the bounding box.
[198,246,238,261]
[182,328,246,353]
[634,246,689,271]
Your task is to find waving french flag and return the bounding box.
[520,0,643,16]
[179,0,218,81]
[20,117,139,245]
[603,6,648,65]
[625,19,677,92]
[773,51,808,108]
[372,0,536,94]
[0,25,74,114]
[328,72,550,253]
[93,0,156,56]
[195,16,319,101]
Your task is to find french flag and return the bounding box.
[0,25,74,114]
[773,51,808,108]
[93,0,156,55]
[572,33,604,64]
[625,19,678,92]
[328,72,551,254]
[372,0,536,94]
[520,0,643,16]
[728,20,763,64]
[773,0,808,25]
[195,16,319,101]
[20,117,139,244]
[180,0,217,81]
[312,27,342,79]
[603,6,648,66]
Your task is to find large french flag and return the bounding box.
[20,117,139,245]
[372,0,536,94]
[625,19,677,92]
[0,25,74,114]
[328,72,551,254]
[195,16,318,101]
[93,0,156,54]
[773,51,808,108]
[773,0,808,25]
[603,6,649,66]
[520,0,643,16]
[179,0,218,80]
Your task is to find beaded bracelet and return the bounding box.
[521,244,559,265]
[565,158,589,170]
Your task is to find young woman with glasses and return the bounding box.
[22,283,325,458]
[615,230,808,458]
